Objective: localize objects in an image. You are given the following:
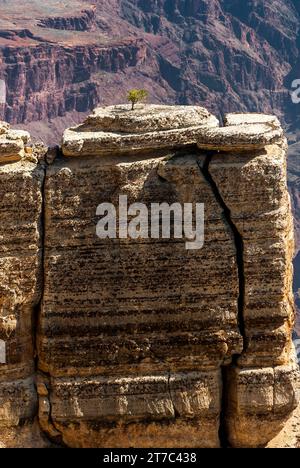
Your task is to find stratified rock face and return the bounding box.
[39,154,240,447]
[37,7,96,32]
[0,122,31,163]
[1,40,146,125]
[2,0,300,358]
[0,105,298,448]
[208,127,297,447]
[62,104,219,156]
[0,136,45,447]
[37,105,298,448]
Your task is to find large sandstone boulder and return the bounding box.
[0,105,299,447]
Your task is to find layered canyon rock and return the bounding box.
[0,105,297,448]
[1,2,300,324]
[0,126,45,447]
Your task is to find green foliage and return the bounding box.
[127,89,148,110]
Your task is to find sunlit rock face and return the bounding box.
[0,125,45,447]
[0,105,299,448]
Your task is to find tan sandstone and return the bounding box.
[0,105,298,448]
[0,157,45,447]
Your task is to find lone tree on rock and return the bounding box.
[127,89,148,110]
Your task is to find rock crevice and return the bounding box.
[199,152,247,447]
[200,152,246,351]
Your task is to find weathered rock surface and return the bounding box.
[62,105,219,156]
[224,113,281,128]
[0,154,45,446]
[62,107,284,157]
[0,124,31,163]
[206,116,298,446]
[38,149,241,447]
[0,105,299,448]
[84,104,219,133]
[196,123,284,152]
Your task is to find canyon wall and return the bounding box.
[0,39,147,125]
[0,124,45,447]
[0,105,299,448]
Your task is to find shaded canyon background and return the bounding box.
[1,0,300,329]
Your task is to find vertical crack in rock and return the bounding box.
[36,370,66,447]
[199,152,246,346]
[150,348,178,419]
[31,163,51,444]
[197,152,247,447]
[219,366,229,448]
[167,371,180,419]
[33,164,46,372]
[33,159,64,446]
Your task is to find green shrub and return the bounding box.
[127,89,148,110]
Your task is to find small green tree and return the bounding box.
[127,89,148,110]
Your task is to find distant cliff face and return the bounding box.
[1,40,146,124]
[0,0,173,138]
[121,0,297,114]
[0,0,300,134]
[0,106,298,448]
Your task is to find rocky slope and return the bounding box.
[0,105,298,447]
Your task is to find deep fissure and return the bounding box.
[197,151,247,448]
[33,159,65,446]
[37,369,66,447]
[31,163,47,439]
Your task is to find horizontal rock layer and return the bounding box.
[0,157,45,447]
[0,39,147,126]
[62,107,284,156]
[0,105,299,448]
[0,122,31,163]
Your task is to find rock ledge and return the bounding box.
[62,105,284,157]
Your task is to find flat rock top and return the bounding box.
[81,104,219,133]
[224,113,281,128]
[62,105,285,157]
